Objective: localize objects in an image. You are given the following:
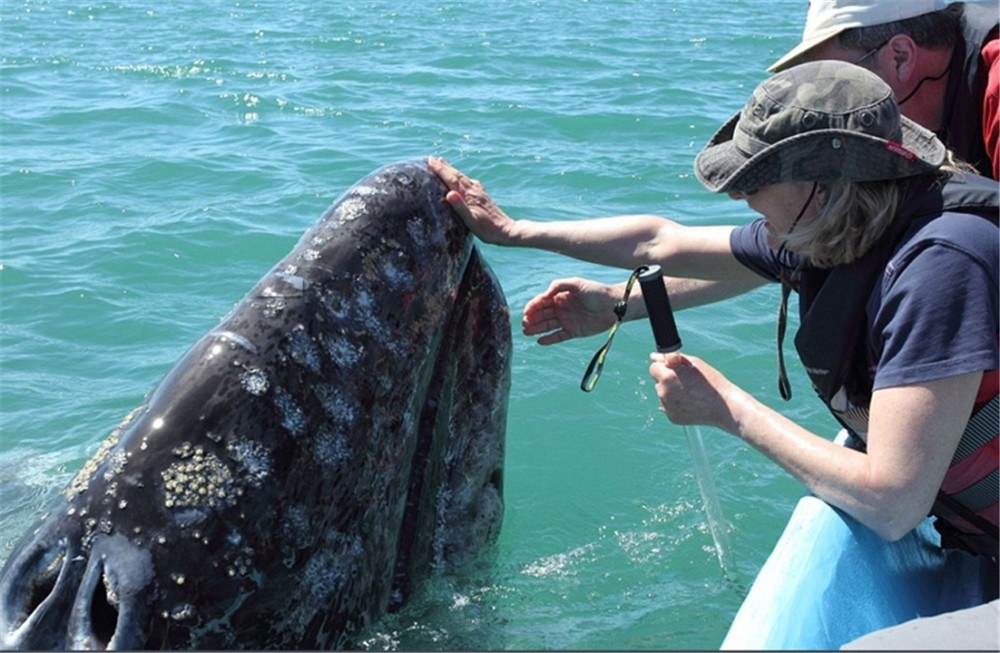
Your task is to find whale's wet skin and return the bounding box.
[0,161,511,650]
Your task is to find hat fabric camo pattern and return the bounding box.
[694,61,946,194]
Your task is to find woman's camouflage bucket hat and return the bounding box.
[694,61,946,193]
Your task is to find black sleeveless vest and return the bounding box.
[793,172,998,411]
[790,173,999,555]
[941,2,999,178]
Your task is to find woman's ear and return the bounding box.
[812,183,828,207]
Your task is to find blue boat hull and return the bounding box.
[722,493,994,650]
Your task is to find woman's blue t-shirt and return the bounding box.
[730,212,999,391]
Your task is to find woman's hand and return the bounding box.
[427,156,516,245]
[648,352,740,432]
[522,278,621,345]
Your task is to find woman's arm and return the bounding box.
[428,157,754,282]
[521,275,766,345]
[650,351,981,541]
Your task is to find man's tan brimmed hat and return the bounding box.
[768,0,947,72]
[694,61,946,193]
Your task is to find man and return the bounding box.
[769,0,999,180]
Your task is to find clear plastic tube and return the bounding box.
[684,424,738,581]
[640,265,737,581]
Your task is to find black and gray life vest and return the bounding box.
[941,2,999,178]
[790,172,999,556]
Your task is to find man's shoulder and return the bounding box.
[953,1,1000,38]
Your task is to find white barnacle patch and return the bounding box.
[351,183,384,198]
[67,430,121,500]
[384,331,414,359]
[240,367,269,396]
[300,532,363,603]
[285,325,321,374]
[354,289,390,344]
[336,196,369,222]
[379,253,415,293]
[273,387,307,437]
[313,426,352,467]
[282,506,311,541]
[101,450,129,482]
[312,383,358,426]
[265,297,286,317]
[318,288,350,321]
[226,556,249,578]
[433,484,454,569]
[80,518,99,552]
[406,214,431,248]
[280,504,313,568]
[259,286,287,317]
[161,445,236,512]
[169,604,197,622]
[103,575,121,606]
[354,288,375,316]
[317,332,360,367]
[301,553,345,603]
[227,439,271,487]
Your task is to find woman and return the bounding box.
[429,60,998,557]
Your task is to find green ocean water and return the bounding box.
[1,1,849,649]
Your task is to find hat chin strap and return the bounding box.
[774,181,818,261]
[775,181,818,401]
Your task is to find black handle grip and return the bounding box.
[638,265,682,353]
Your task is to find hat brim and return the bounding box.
[767,26,844,73]
[694,111,946,193]
[767,0,947,73]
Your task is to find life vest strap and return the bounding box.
[951,394,999,465]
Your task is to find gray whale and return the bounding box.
[0,160,511,649]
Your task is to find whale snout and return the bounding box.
[2,530,154,650]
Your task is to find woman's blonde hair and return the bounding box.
[778,155,971,268]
